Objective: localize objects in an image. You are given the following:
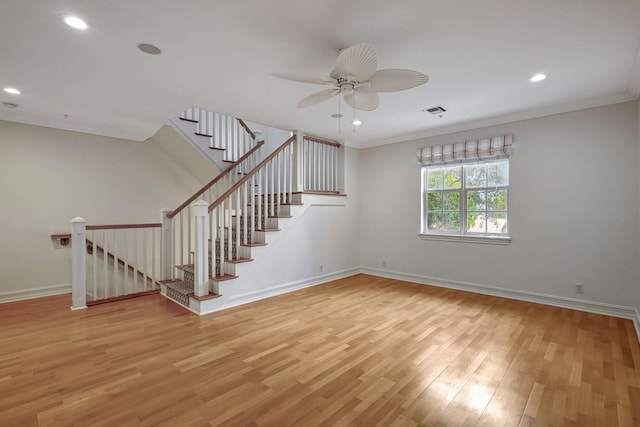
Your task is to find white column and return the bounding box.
[293,130,304,192]
[193,200,209,297]
[70,217,87,310]
[160,208,173,281]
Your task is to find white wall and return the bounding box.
[0,121,205,295]
[360,101,640,309]
[201,146,361,312]
[637,100,640,316]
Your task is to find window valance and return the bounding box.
[416,134,513,165]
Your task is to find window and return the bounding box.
[421,158,509,240]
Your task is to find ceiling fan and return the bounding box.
[273,42,429,112]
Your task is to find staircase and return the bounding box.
[157,118,346,315]
[66,107,346,314]
[166,107,261,172]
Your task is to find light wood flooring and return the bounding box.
[1,274,639,426]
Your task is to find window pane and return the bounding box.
[465,164,486,188]
[467,213,486,233]
[487,213,508,234]
[427,168,444,190]
[444,166,462,189]
[443,212,460,231]
[427,192,442,210]
[467,190,486,211]
[443,191,460,210]
[488,160,509,186]
[487,189,507,211]
[427,212,443,230]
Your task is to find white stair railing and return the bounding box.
[166,140,265,270]
[187,132,342,298]
[70,220,163,308]
[303,136,341,192]
[180,107,256,162]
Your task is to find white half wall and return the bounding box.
[360,101,640,314]
[0,120,205,296]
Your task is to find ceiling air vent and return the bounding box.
[422,105,447,115]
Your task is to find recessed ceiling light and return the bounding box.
[530,73,547,82]
[138,43,162,55]
[3,87,21,95]
[64,15,88,30]
[352,119,362,126]
[331,113,343,119]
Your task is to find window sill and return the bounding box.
[419,233,511,245]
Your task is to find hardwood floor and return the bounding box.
[1,274,639,426]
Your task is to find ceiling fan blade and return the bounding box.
[272,73,337,85]
[344,91,379,111]
[359,69,429,93]
[297,88,340,108]
[330,42,378,82]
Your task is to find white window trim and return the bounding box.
[420,159,511,243]
[419,233,511,245]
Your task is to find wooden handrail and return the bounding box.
[86,223,161,231]
[303,135,341,148]
[209,135,296,213]
[167,140,265,219]
[236,118,256,140]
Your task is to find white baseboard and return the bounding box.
[0,284,71,304]
[198,267,361,315]
[360,267,640,344]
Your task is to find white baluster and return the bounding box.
[208,110,213,138]
[123,230,128,294]
[276,152,281,206]
[150,227,155,288]
[143,228,148,290]
[250,175,256,241]
[257,169,263,230]
[133,228,138,292]
[71,217,87,310]
[103,230,108,298]
[187,205,192,264]
[193,200,209,297]
[235,189,240,253]
[226,197,232,261]
[210,207,216,278]
[243,182,248,245]
[288,142,293,204]
[113,229,119,296]
[219,201,225,275]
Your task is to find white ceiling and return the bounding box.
[1,0,639,149]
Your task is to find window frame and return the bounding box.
[420,158,511,244]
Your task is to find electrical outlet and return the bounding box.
[575,283,584,294]
[319,264,324,272]
[382,260,387,267]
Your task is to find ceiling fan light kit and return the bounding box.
[273,42,429,127]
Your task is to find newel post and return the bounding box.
[293,129,305,192]
[193,200,209,297]
[70,217,87,310]
[160,208,173,281]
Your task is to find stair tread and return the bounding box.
[209,146,225,151]
[225,257,253,264]
[256,228,280,232]
[195,132,213,137]
[212,273,238,281]
[179,117,198,123]
[190,292,221,301]
[176,264,194,273]
[241,242,267,247]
